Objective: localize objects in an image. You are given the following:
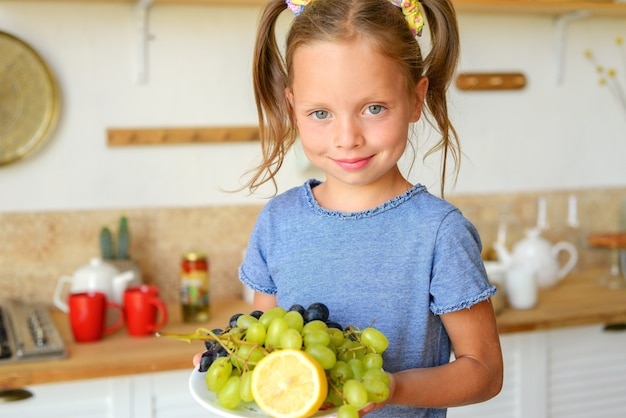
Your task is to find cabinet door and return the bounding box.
[148,369,218,418]
[0,376,132,418]
[548,325,626,418]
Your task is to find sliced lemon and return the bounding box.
[251,349,328,418]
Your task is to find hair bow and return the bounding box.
[390,0,424,37]
[285,0,313,16]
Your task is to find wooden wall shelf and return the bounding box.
[455,0,626,17]
[4,0,626,17]
[107,126,259,146]
[456,72,527,91]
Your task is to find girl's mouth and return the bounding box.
[333,156,372,171]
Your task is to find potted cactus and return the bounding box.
[99,216,141,282]
[99,215,130,260]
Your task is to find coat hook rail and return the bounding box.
[107,126,260,146]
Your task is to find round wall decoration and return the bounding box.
[0,30,59,166]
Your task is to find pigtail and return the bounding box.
[420,0,461,197]
[247,0,297,194]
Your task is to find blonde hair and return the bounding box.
[248,0,460,197]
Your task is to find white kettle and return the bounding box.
[53,257,139,312]
[494,228,578,288]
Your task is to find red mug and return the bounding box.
[123,285,168,337]
[68,291,124,343]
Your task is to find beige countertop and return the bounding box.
[495,267,626,333]
[1,268,625,390]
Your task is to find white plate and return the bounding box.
[189,366,340,417]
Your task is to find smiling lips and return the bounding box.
[333,156,373,170]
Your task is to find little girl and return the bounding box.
[202,0,503,416]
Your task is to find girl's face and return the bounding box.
[287,38,427,190]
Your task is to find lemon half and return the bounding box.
[251,349,328,418]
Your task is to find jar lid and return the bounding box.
[182,252,207,261]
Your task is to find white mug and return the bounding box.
[505,265,537,310]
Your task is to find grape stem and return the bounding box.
[157,327,238,355]
[327,379,348,404]
[157,327,271,372]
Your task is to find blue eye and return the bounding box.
[312,110,329,120]
[366,105,384,115]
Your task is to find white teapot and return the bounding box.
[494,228,578,288]
[53,257,139,312]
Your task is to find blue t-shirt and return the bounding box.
[240,179,495,417]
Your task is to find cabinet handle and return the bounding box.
[603,323,626,332]
[0,388,33,403]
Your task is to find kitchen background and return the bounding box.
[1,2,625,306]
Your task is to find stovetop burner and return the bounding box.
[0,300,67,363]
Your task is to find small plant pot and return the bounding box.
[105,259,142,285]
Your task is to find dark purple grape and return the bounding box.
[198,350,215,372]
[249,310,264,319]
[204,339,219,351]
[214,345,228,359]
[326,321,343,330]
[229,313,243,328]
[204,329,223,351]
[288,304,306,316]
[304,303,329,323]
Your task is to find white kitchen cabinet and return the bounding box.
[0,376,133,418]
[141,369,217,418]
[0,370,212,418]
[449,324,626,418]
[548,325,626,418]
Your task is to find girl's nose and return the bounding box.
[333,117,364,149]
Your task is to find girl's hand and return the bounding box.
[192,352,202,367]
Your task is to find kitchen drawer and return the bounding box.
[0,376,132,418]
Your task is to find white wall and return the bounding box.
[0,3,624,213]
[453,12,626,194]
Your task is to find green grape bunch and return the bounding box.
[161,302,391,417]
